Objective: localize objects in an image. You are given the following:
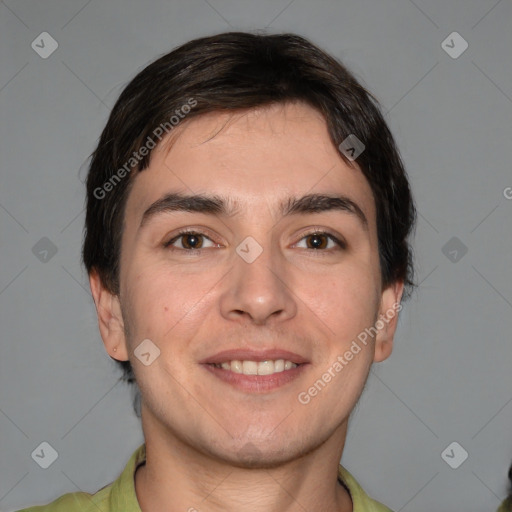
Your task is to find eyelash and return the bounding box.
[301,230,347,251]
[163,229,219,252]
[163,228,346,253]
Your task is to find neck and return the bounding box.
[134,415,353,512]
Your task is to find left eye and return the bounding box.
[165,232,216,250]
[295,232,344,250]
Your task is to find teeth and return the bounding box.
[213,359,298,375]
[243,360,258,375]
[274,359,285,372]
[231,360,243,373]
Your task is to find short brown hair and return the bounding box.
[82,31,416,387]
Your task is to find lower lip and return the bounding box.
[202,363,309,393]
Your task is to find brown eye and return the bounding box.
[306,233,328,249]
[165,231,216,250]
[296,232,345,250]
[180,233,203,249]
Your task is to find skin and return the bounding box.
[89,101,403,512]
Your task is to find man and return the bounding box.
[18,31,415,511]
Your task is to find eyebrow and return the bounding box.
[139,192,368,230]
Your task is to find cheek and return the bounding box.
[122,263,217,346]
[299,262,380,342]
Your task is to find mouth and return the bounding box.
[209,359,300,375]
[200,349,309,393]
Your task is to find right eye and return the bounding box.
[163,230,218,251]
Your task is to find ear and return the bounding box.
[89,269,129,361]
[373,280,404,363]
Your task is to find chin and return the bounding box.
[230,444,296,470]
[209,434,319,470]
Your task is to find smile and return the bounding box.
[203,361,308,393]
[210,359,298,375]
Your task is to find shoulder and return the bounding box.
[497,497,512,512]
[338,464,394,512]
[14,444,146,512]
[14,481,112,512]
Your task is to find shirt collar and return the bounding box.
[109,443,146,511]
[108,443,390,511]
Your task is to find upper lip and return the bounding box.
[200,349,309,365]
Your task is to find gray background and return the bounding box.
[1,0,511,510]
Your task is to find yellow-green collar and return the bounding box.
[108,444,393,512]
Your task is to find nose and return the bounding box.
[218,239,298,326]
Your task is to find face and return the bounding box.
[91,101,402,466]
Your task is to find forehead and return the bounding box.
[125,102,376,226]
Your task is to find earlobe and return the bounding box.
[89,270,129,361]
[373,281,404,363]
